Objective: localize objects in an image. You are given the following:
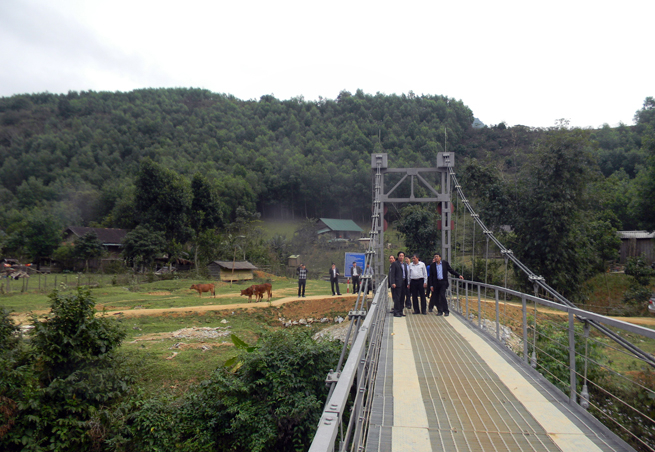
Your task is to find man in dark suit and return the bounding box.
[329,263,341,295]
[388,254,405,317]
[351,261,363,293]
[428,253,464,316]
[395,252,409,313]
[403,255,412,309]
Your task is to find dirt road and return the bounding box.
[109,294,359,318]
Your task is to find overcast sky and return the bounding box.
[0,0,652,129]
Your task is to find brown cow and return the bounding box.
[190,283,215,298]
[252,283,272,302]
[240,286,256,302]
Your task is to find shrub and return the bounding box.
[0,289,132,452]
[121,329,341,452]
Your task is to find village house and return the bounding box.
[63,226,129,257]
[316,218,364,240]
[207,260,258,282]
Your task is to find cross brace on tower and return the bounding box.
[370,153,454,283]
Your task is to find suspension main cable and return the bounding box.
[449,167,655,369]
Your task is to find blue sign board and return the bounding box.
[344,252,366,278]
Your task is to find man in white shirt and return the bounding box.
[408,254,428,314]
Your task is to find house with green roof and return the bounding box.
[317,218,364,240]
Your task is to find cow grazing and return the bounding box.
[252,283,272,302]
[240,286,256,302]
[190,283,215,298]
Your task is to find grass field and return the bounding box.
[1,273,360,394]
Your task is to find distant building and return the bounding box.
[617,231,654,264]
[317,218,364,240]
[207,260,258,282]
[63,226,129,257]
[472,117,485,129]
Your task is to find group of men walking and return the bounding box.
[388,251,463,318]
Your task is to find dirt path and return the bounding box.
[110,294,359,318]
[12,291,654,327]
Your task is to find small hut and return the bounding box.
[207,260,258,282]
[288,255,301,267]
[617,231,655,264]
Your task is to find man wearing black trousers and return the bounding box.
[389,254,405,317]
[428,253,464,316]
[395,252,409,311]
[403,256,412,309]
[329,263,341,296]
[351,261,363,293]
[408,254,428,314]
[297,263,307,297]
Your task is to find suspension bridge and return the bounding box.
[309,153,655,452]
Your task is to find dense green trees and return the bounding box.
[121,225,166,270]
[0,89,474,233]
[0,289,131,452]
[396,205,440,261]
[0,88,653,280]
[74,231,104,271]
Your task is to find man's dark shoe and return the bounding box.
[337,293,342,295]
[422,312,427,315]
[413,311,421,314]
[436,312,443,316]
[394,314,402,317]
[444,312,450,316]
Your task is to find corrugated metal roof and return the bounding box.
[617,231,655,239]
[319,218,363,233]
[210,261,258,270]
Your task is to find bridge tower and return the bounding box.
[370,152,454,280]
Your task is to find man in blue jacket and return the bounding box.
[428,253,464,316]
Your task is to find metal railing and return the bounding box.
[309,277,389,452]
[449,279,655,452]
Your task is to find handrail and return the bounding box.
[449,278,655,451]
[309,277,389,452]
[449,167,655,369]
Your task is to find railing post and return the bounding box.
[465,282,469,321]
[568,311,577,405]
[495,288,500,342]
[522,295,528,365]
[477,284,482,329]
[456,280,460,313]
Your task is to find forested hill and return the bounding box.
[0,89,653,234]
[0,88,476,226]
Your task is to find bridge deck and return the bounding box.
[366,308,633,452]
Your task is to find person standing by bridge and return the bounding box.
[297,263,307,297]
[389,254,405,317]
[351,261,362,293]
[363,262,374,293]
[329,263,342,296]
[408,254,428,314]
[404,255,412,309]
[428,252,464,316]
